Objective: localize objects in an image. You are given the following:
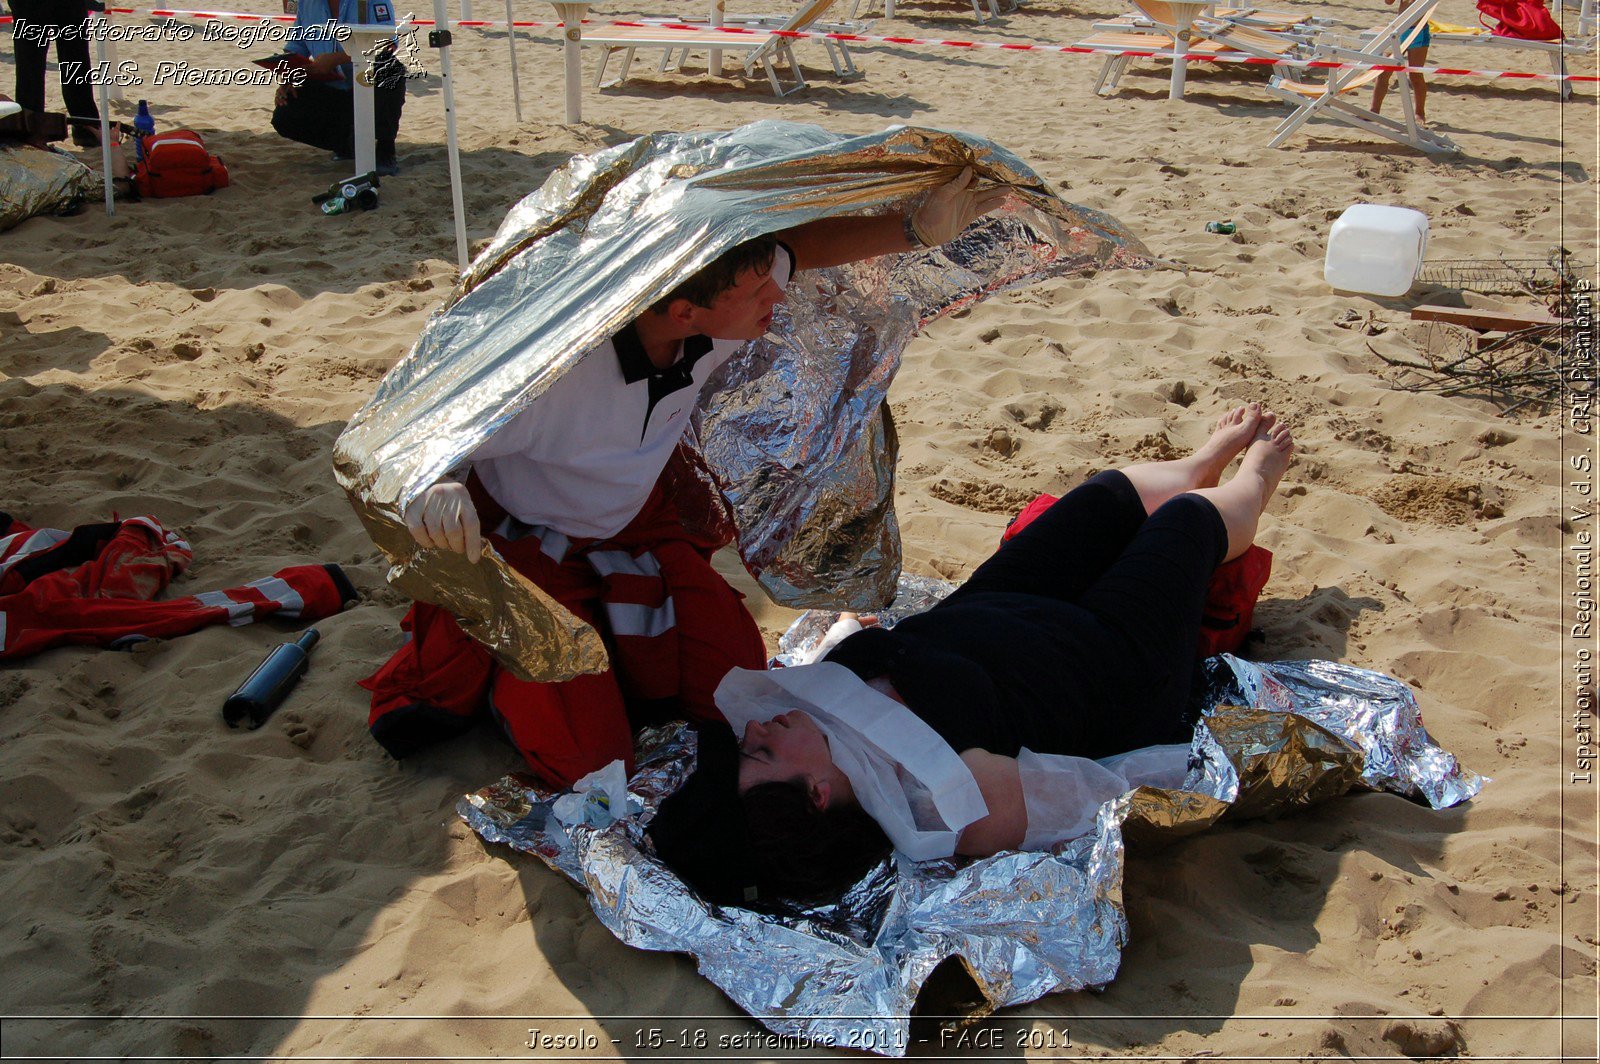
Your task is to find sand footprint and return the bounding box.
[281,712,316,750]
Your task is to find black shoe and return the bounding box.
[71,126,101,149]
[376,157,401,177]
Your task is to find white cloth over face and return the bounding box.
[715,664,988,861]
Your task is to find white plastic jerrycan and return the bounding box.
[1324,204,1430,298]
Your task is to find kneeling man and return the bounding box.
[271,0,406,175]
[364,173,1005,787]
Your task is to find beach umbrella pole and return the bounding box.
[710,0,724,77]
[432,0,471,271]
[549,2,586,124]
[505,0,523,122]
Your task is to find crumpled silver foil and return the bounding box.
[1195,655,1487,810]
[335,121,1153,681]
[1,145,101,232]
[772,573,955,666]
[458,582,1486,1054]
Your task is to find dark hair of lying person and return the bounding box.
[740,780,893,905]
[649,234,779,313]
[646,722,891,909]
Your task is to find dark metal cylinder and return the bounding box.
[223,629,319,729]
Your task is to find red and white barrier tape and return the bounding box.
[1,7,1594,84]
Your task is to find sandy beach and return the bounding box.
[1,0,1596,1058]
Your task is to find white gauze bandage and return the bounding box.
[715,664,989,862]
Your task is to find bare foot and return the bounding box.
[1235,410,1295,505]
[1187,402,1263,488]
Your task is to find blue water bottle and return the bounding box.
[133,100,155,163]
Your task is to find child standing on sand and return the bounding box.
[1370,0,1431,125]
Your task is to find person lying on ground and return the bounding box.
[648,404,1296,906]
[364,170,1009,790]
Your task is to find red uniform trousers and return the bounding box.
[362,476,767,789]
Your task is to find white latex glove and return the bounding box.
[794,612,880,666]
[403,480,483,563]
[910,165,1011,247]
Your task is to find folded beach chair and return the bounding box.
[1077,0,1308,98]
[1094,3,1328,37]
[1263,0,1459,153]
[638,5,869,79]
[1404,0,1594,100]
[847,0,1019,24]
[585,0,844,95]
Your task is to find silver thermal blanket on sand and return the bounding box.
[460,583,1485,1055]
[0,145,100,233]
[334,121,1153,682]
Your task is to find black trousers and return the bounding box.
[271,62,405,161]
[9,0,100,125]
[939,470,1229,753]
[832,471,1230,759]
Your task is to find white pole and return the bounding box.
[460,0,473,20]
[1169,33,1187,100]
[505,0,523,122]
[709,0,724,77]
[547,3,585,123]
[94,25,114,218]
[564,25,581,124]
[350,35,380,176]
[550,3,586,124]
[1169,2,1205,101]
[434,0,471,272]
[100,12,125,102]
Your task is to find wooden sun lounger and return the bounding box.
[583,0,843,96]
[636,11,866,78]
[1077,3,1306,99]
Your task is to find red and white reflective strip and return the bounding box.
[191,576,307,626]
[2,7,1595,84]
[103,7,295,21]
[608,20,1600,81]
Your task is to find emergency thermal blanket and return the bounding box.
[460,580,1486,1055]
[0,145,99,232]
[335,121,1154,684]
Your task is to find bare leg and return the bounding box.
[1409,47,1428,125]
[1120,403,1262,516]
[1372,70,1392,114]
[1184,413,1294,562]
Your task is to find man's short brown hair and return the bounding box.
[650,235,779,314]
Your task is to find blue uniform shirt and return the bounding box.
[286,0,396,91]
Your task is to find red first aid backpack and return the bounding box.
[134,130,231,198]
[1001,492,1274,659]
[1476,0,1564,40]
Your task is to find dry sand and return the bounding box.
[1,0,1595,1058]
